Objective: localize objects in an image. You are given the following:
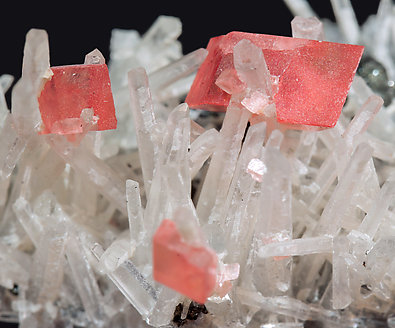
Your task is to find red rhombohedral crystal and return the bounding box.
[186,31,364,128]
[153,219,217,304]
[38,64,117,134]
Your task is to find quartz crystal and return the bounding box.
[1,3,395,327]
[186,31,364,128]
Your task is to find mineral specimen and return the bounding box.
[186,31,364,128]
[1,2,395,328]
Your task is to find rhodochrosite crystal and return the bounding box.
[153,219,217,304]
[186,31,364,128]
[38,63,117,134]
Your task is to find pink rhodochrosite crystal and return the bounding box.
[38,64,117,134]
[153,219,217,304]
[186,31,364,128]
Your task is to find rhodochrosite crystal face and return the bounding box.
[186,31,364,128]
[38,64,117,134]
[153,219,217,304]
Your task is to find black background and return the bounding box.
[0,1,381,82]
[0,1,385,327]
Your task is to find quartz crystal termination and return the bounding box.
[186,31,364,129]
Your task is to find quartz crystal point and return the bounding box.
[358,177,395,238]
[250,130,293,296]
[237,288,342,325]
[98,230,132,273]
[332,236,352,309]
[314,142,374,236]
[330,0,360,44]
[66,234,106,326]
[291,16,324,41]
[189,128,219,179]
[283,0,316,18]
[38,52,117,135]
[27,222,67,308]
[128,67,159,196]
[186,31,364,128]
[234,39,275,118]
[3,29,50,183]
[46,134,127,215]
[126,179,145,247]
[153,219,217,304]
[136,16,182,72]
[91,244,157,321]
[12,29,51,135]
[196,103,250,230]
[223,122,266,265]
[144,103,192,239]
[149,48,208,96]
[258,236,333,258]
[106,16,184,152]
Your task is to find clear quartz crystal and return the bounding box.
[234,39,273,114]
[91,244,157,321]
[291,16,324,41]
[259,236,333,258]
[196,103,250,227]
[332,236,352,309]
[149,48,208,94]
[330,0,360,44]
[12,29,51,135]
[223,122,266,265]
[1,29,51,182]
[144,103,192,239]
[12,197,43,247]
[46,134,127,215]
[314,143,374,236]
[251,130,293,296]
[283,0,316,17]
[99,230,133,273]
[128,68,159,196]
[66,234,106,326]
[189,128,219,179]
[358,177,395,238]
[126,179,145,246]
[84,48,106,65]
[136,16,182,72]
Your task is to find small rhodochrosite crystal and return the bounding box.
[153,219,217,304]
[38,63,117,134]
[186,31,364,128]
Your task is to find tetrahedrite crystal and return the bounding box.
[153,219,217,304]
[186,31,364,128]
[38,62,117,134]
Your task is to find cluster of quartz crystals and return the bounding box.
[0,1,395,327]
